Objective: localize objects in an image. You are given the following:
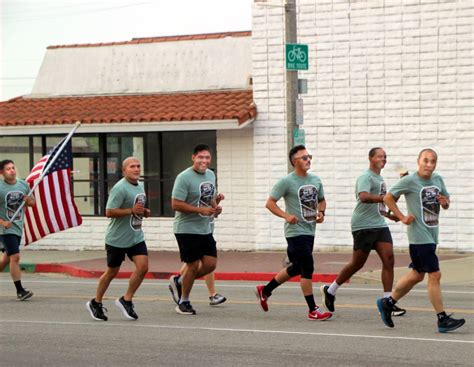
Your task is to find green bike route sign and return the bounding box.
[286,44,308,71]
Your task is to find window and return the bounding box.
[1,131,216,218]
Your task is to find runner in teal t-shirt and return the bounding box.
[87,157,150,322]
[320,148,405,317]
[0,159,35,301]
[255,145,332,321]
[377,149,465,333]
[168,144,225,316]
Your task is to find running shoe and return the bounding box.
[255,285,268,312]
[168,275,182,305]
[176,301,196,315]
[376,297,394,328]
[86,299,108,321]
[115,296,138,320]
[438,314,465,333]
[392,304,407,317]
[17,289,33,301]
[209,293,227,306]
[308,307,332,321]
[320,285,335,312]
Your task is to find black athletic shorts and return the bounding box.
[105,241,148,268]
[352,227,393,253]
[409,243,440,273]
[0,234,21,256]
[286,235,315,266]
[174,233,217,263]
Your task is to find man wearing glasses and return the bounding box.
[255,145,332,320]
[320,147,406,317]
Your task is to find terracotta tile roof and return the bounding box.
[0,90,257,127]
[48,31,251,49]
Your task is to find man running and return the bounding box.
[255,145,332,321]
[377,148,465,333]
[168,144,224,315]
[0,160,36,301]
[320,148,406,317]
[86,157,150,321]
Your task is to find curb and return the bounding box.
[16,263,339,283]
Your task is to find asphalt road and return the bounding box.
[1,274,473,367]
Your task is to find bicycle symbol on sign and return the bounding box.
[287,45,307,63]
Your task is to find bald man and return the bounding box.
[86,157,150,321]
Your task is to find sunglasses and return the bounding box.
[294,154,312,161]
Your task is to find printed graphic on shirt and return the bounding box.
[198,181,216,220]
[378,181,388,216]
[130,193,146,231]
[299,185,318,222]
[5,191,24,222]
[421,186,440,227]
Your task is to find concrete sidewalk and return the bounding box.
[5,249,473,284]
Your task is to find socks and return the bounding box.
[14,280,24,293]
[177,276,182,285]
[263,278,280,297]
[179,297,190,304]
[383,292,391,298]
[386,296,397,307]
[328,281,339,296]
[305,294,316,311]
[437,311,448,321]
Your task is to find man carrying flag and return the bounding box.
[0,159,36,301]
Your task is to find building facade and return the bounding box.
[1,1,472,251]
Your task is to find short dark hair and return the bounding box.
[368,147,383,158]
[0,159,14,171]
[288,145,306,167]
[193,144,211,155]
[418,148,437,160]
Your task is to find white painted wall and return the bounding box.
[31,36,252,97]
[251,0,473,251]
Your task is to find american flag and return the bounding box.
[23,140,82,245]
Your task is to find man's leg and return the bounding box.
[334,250,370,286]
[204,271,216,297]
[0,252,9,272]
[374,242,394,293]
[95,266,120,303]
[181,260,200,301]
[427,271,443,313]
[392,269,425,301]
[124,255,149,301]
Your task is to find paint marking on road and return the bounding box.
[2,279,473,295]
[1,319,472,344]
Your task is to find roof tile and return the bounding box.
[0,90,256,127]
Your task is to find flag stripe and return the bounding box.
[38,178,55,234]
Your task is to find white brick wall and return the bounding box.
[251,0,473,251]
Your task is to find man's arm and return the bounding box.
[171,198,215,216]
[359,192,384,203]
[265,196,298,224]
[383,193,415,225]
[316,198,326,223]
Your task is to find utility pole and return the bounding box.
[285,0,298,172]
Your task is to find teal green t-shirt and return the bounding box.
[0,179,30,237]
[172,167,216,235]
[351,169,389,231]
[105,178,146,248]
[389,172,449,245]
[270,172,324,238]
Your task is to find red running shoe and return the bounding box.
[308,307,332,321]
[255,285,268,312]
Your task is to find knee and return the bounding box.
[137,264,148,276]
[185,261,200,273]
[382,254,395,268]
[428,271,441,283]
[9,254,20,264]
[300,261,314,279]
[286,264,301,278]
[104,267,120,279]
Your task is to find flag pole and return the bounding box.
[9,121,81,222]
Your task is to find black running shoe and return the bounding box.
[115,296,138,320]
[86,299,108,321]
[438,314,465,333]
[320,285,335,312]
[175,301,196,315]
[376,297,394,328]
[169,275,182,305]
[392,304,407,317]
[17,289,33,301]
